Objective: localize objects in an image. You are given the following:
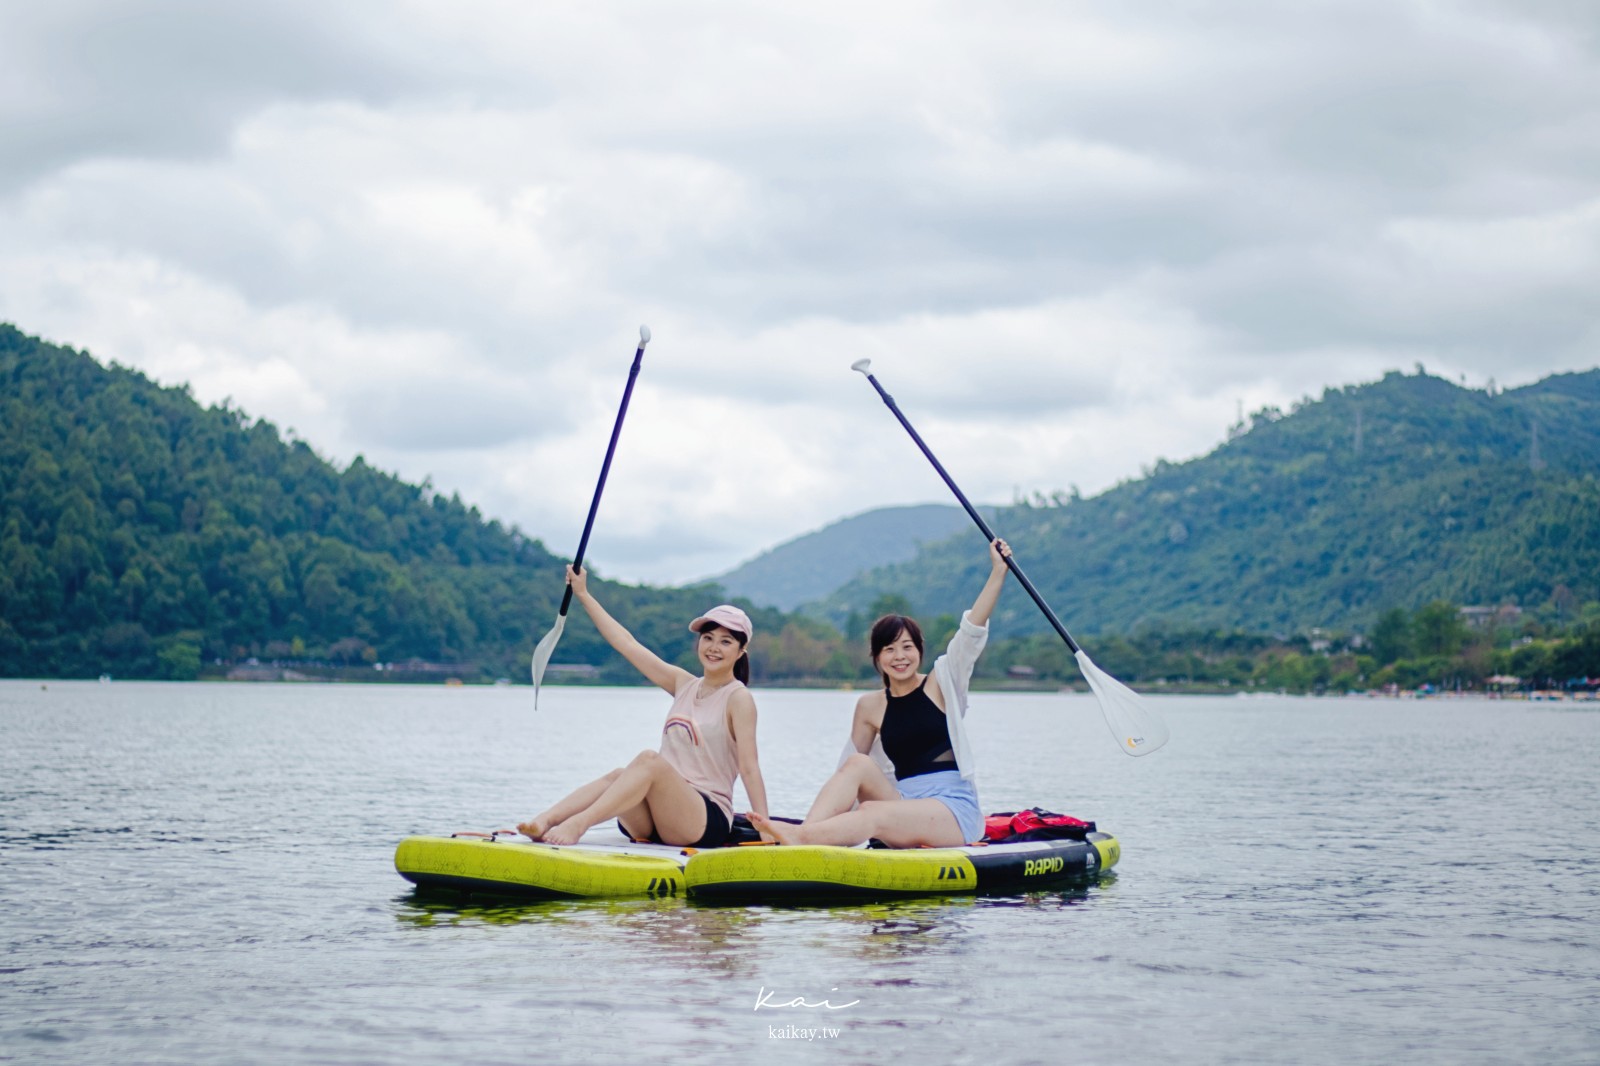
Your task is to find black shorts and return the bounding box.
[618,790,731,849]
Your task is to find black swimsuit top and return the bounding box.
[879,676,955,780]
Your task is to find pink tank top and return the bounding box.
[659,676,743,821]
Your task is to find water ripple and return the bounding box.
[3,682,1598,1064]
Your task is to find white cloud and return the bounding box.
[2,1,1597,584]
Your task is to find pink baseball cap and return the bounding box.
[689,604,753,642]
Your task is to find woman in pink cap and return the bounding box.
[517,565,771,848]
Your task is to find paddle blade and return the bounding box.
[530,613,567,710]
[1075,648,1169,757]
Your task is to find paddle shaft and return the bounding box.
[860,371,1082,655]
[559,344,645,616]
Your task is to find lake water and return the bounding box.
[2,680,1597,1065]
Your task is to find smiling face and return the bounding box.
[869,614,924,686]
[696,624,746,674]
[875,632,921,684]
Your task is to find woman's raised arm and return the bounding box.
[967,538,1011,627]
[567,565,691,694]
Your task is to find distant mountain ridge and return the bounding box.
[710,504,991,610]
[816,369,1600,636]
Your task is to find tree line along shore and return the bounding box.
[102,594,1600,700]
[4,324,1597,695]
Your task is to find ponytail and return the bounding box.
[727,627,752,685]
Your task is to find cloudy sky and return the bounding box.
[3,2,1597,584]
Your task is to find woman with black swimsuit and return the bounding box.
[752,538,1009,849]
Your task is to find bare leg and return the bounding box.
[518,769,622,839]
[544,750,707,846]
[754,799,962,848]
[749,812,802,846]
[803,754,901,822]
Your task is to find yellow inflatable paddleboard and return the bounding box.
[395,832,686,900]
[394,829,1117,903]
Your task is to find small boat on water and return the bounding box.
[394,820,1118,904]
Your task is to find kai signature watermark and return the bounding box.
[754,985,857,1040]
[753,986,860,1012]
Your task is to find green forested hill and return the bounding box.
[0,325,765,680]
[819,369,1600,637]
[6,322,1596,685]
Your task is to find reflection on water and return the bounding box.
[395,891,768,976]
[4,682,1598,1066]
[396,891,682,928]
[394,871,1119,991]
[396,873,1112,927]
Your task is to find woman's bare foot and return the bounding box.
[516,817,550,840]
[749,812,804,846]
[542,817,589,846]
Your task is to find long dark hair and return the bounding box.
[698,624,750,686]
[869,614,924,686]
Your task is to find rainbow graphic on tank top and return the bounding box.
[663,715,700,746]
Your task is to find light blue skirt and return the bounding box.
[895,769,984,844]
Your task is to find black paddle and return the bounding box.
[852,358,1168,756]
[532,325,651,707]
